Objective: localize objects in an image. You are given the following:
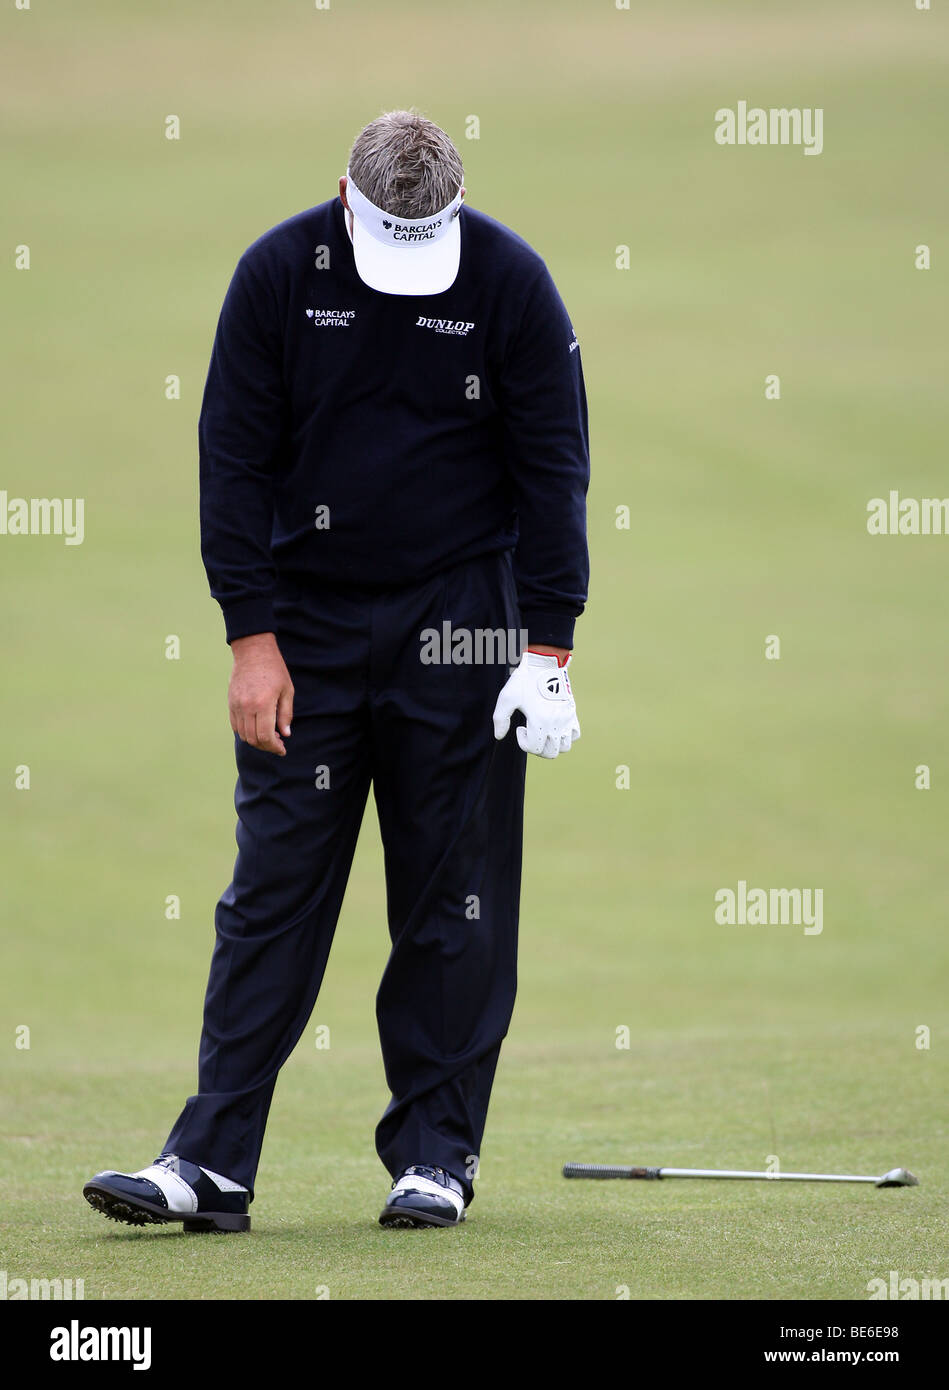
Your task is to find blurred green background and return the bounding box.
[2,0,947,1299]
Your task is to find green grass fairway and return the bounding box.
[2,0,948,1300]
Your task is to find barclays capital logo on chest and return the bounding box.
[305,308,357,327]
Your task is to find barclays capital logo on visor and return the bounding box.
[383,218,442,242]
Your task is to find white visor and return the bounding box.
[344,169,463,296]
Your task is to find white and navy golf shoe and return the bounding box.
[379,1164,467,1228]
[83,1153,250,1233]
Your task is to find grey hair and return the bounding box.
[347,110,464,219]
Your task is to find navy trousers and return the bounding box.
[164,550,526,1203]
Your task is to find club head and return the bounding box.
[875,1168,919,1188]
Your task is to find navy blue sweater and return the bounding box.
[199,198,589,649]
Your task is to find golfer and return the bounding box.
[84,110,589,1232]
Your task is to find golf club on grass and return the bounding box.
[562,1164,918,1187]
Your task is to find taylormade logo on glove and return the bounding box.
[492,651,580,759]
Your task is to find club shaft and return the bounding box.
[563,1164,882,1183]
[662,1168,880,1183]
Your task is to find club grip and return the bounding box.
[562,1164,662,1180]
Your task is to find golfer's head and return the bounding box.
[339,111,466,296]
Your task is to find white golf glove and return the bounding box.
[492,651,581,759]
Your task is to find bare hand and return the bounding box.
[228,632,294,756]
